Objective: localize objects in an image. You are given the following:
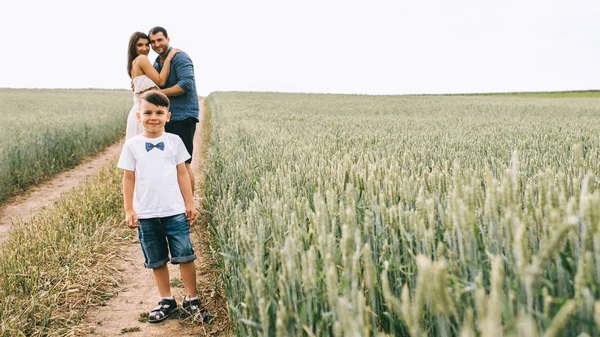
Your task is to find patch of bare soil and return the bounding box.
[0,141,124,245]
[77,99,231,336]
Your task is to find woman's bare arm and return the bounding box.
[135,49,180,87]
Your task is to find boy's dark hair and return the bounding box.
[140,91,170,109]
[148,26,168,38]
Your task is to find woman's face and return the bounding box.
[135,38,150,56]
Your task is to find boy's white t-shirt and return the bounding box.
[117,132,191,219]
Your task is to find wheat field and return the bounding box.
[205,92,600,336]
[0,89,131,202]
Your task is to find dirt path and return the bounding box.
[77,100,230,336]
[0,141,124,245]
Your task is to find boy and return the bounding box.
[117,91,207,323]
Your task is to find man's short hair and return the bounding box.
[140,91,170,109]
[148,26,168,38]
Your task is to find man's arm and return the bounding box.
[161,53,195,97]
[123,170,139,228]
[176,163,197,225]
[161,84,185,97]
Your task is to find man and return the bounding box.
[148,26,199,192]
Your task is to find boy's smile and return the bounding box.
[136,99,171,138]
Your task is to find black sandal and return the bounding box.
[182,297,211,323]
[148,298,177,323]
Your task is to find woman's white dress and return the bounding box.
[125,75,159,140]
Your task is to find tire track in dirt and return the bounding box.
[0,141,124,246]
[77,99,231,336]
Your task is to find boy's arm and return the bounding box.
[176,163,197,225]
[123,170,139,229]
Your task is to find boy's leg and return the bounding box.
[162,213,209,321]
[180,260,210,322]
[179,260,197,298]
[148,264,177,323]
[153,264,172,297]
[163,212,197,278]
[163,213,197,297]
[138,218,177,323]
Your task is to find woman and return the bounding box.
[125,31,179,140]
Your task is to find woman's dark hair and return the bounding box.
[127,31,149,78]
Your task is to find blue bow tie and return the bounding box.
[145,141,165,152]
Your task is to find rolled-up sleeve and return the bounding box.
[173,54,195,93]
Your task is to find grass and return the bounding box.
[138,312,149,323]
[463,90,600,98]
[1,87,597,336]
[204,91,600,336]
[121,326,141,333]
[0,160,129,336]
[0,88,131,202]
[170,278,184,288]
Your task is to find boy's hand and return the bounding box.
[186,207,197,226]
[125,210,139,229]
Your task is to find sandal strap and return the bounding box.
[149,300,175,320]
[153,302,172,311]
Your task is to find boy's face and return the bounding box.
[136,100,171,137]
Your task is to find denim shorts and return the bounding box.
[137,213,196,269]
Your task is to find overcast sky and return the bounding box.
[1,0,598,95]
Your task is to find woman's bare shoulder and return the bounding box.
[133,54,149,64]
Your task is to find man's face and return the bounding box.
[136,99,171,137]
[149,32,170,56]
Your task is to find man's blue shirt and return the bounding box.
[154,49,199,122]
